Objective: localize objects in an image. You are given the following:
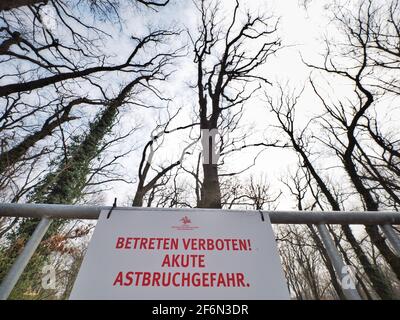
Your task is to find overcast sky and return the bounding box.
[89,0,334,208]
[34,0,397,211]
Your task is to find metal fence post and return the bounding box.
[316,224,362,300]
[0,217,52,300]
[380,224,400,256]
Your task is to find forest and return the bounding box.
[0,0,400,299]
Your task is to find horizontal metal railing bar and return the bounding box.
[0,203,400,225]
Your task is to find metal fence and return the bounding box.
[0,203,400,300]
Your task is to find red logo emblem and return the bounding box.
[180,216,191,225]
[172,215,199,231]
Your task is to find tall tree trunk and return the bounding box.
[200,162,221,208]
[199,131,221,208]
[132,190,145,207]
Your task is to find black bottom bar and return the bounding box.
[1,300,397,319]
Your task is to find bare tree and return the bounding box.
[0,27,180,297]
[0,0,178,204]
[304,12,400,282]
[267,84,395,299]
[190,0,281,208]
